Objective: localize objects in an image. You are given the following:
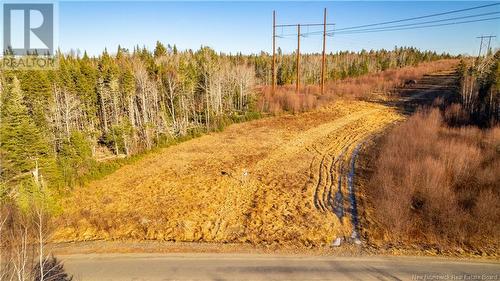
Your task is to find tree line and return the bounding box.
[457,50,499,127]
[0,42,451,192]
[252,46,448,85]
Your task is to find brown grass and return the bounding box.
[365,107,500,253]
[53,100,402,246]
[258,59,459,113]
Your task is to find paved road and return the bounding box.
[61,253,499,281]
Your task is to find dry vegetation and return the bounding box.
[54,60,483,252]
[53,99,403,246]
[258,59,458,113]
[364,108,499,254]
[0,200,72,280]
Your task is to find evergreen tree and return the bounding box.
[154,41,167,58]
[18,70,52,130]
[0,76,60,188]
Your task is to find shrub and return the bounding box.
[366,107,500,252]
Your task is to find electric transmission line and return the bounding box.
[334,2,499,31]
[271,3,499,95]
[278,3,499,37]
[330,16,500,35]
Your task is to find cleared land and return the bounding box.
[54,71,458,247]
[55,98,402,246]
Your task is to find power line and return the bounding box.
[281,13,500,37]
[329,16,500,35]
[333,2,499,32]
[280,10,500,37]
[276,23,335,27]
[327,11,500,34]
[272,9,331,95]
[270,5,499,94]
[477,35,497,57]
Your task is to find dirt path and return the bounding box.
[55,72,455,247]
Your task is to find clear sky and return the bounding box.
[58,1,500,56]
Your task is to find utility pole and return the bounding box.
[272,10,276,94]
[321,8,327,95]
[274,11,334,94]
[477,35,496,57]
[296,24,301,94]
[477,36,484,58]
[486,35,496,55]
[487,37,492,55]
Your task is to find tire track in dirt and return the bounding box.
[261,108,383,218]
[308,108,402,243]
[347,143,363,242]
[242,104,402,245]
[308,73,458,244]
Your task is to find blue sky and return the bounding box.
[58,1,500,56]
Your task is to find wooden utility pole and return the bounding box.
[484,35,496,55]
[272,10,276,94]
[296,24,301,94]
[487,36,493,55]
[477,36,484,58]
[274,10,334,93]
[321,8,327,95]
[475,35,496,71]
[476,35,496,57]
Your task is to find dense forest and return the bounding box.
[0,42,451,193]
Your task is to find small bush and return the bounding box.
[33,255,73,281]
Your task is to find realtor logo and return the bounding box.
[3,3,54,56]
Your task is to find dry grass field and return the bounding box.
[54,61,461,248]
[54,99,403,247]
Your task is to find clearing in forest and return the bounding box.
[55,98,403,247]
